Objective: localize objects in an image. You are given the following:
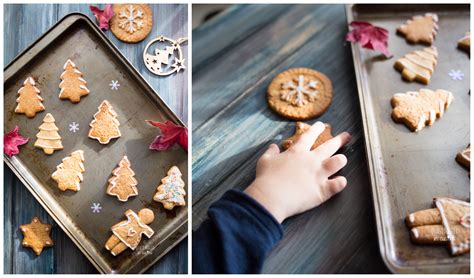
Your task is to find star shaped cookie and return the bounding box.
[20,217,54,256]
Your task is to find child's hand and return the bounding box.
[245,122,351,223]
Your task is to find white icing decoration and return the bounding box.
[63,59,76,69]
[409,213,415,223]
[119,5,145,34]
[416,113,425,132]
[280,75,320,107]
[412,228,419,238]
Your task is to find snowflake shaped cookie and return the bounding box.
[281,75,320,107]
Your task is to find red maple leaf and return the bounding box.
[4,126,29,157]
[346,21,392,57]
[90,4,115,30]
[146,120,188,152]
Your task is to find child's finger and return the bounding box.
[292,121,326,151]
[324,176,347,196]
[262,143,280,158]
[322,154,347,176]
[313,132,351,159]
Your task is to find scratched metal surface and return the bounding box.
[4,4,188,274]
[192,4,390,273]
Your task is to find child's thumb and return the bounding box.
[262,143,280,157]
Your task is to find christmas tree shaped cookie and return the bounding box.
[394,46,438,84]
[105,208,154,256]
[51,150,85,192]
[34,113,63,155]
[107,156,138,202]
[88,100,121,144]
[153,166,186,210]
[391,89,453,132]
[59,59,90,103]
[397,13,438,45]
[15,76,45,118]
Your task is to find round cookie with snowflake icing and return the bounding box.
[110,4,153,43]
[267,68,333,120]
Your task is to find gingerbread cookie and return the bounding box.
[282,122,334,151]
[394,46,438,84]
[153,166,186,210]
[397,13,438,45]
[20,217,54,256]
[267,68,333,120]
[458,32,470,53]
[110,4,153,43]
[59,59,90,103]
[88,100,121,144]
[34,113,63,155]
[107,156,138,202]
[105,208,154,256]
[15,76,45,118]
[406,198,470,256]
[51,150,85,192]
[391,89,453,132]
[456,144,470,170]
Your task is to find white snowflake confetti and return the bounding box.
[448,69,464,81]
[118,5,144,34]
[280,75,319,107]
[109,80,120,90]
[69,122,79,133]
[91,203,102,213]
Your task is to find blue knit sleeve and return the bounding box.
[192,189,284,274]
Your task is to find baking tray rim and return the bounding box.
[345,4,469,274]
[4,12,188,274]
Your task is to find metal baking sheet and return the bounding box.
[346,4,470,273]
[4,13,188,274]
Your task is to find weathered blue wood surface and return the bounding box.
[192,4,390,273]
[4,4,187,274]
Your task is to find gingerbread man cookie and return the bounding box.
[282,122,334,151]
[394,46,438,84]
[391,89,453,132]
[59,59,90,103]
[406,198,470,256]
[153,166,186,210]
[267,68,333,120]
[15,76,45,118]
[397,13,439,45]
[51,150,85,192]
[107,156,138,202]
[105,208,154,256]
[110,4,153,43]
[20,217,54,256]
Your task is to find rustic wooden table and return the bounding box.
[192,4,390,273]
[4,4,188,274]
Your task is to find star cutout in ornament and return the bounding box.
[20,217,54,256]
[172,58,186,72]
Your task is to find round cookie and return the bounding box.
[267,68,333,120]
[110,4,153,43]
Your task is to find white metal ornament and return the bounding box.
[143,36,187,76]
